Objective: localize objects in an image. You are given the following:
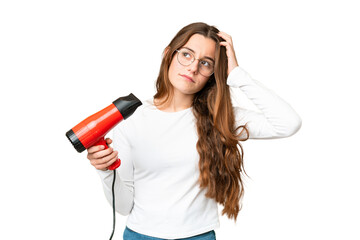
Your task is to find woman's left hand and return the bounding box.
[217,31,239,76]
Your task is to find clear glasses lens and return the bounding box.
[177,49,214,76]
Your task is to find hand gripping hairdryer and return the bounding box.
[66,93,142,170]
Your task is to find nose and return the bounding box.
[186,59,199,74]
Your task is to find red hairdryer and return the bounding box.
[66,93,142,170]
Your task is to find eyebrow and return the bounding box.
[182,47,215,63]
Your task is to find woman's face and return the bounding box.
[168,34,216,97]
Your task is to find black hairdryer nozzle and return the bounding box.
[113,93,142,119]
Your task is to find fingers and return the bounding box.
[91,158,117,170]
[87,147,119,170]
[89,147,114,159]
[217,31,234,52]
[85,138,117,170]
[90,150,118,170]
[87,145,105,154]
[219,41,232,50]
[217,31,239,75]
[105,138,112,145]
[217,31,233,45]
[87,137,112,154]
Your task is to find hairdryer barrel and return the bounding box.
[66,93,142,170]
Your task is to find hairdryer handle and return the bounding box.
[94,138,121,170]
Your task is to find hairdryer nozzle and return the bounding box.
[113,93,142,120]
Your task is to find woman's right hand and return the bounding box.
[87,138,118,171]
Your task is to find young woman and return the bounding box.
[87,22,302,240]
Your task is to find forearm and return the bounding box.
[229,66,302,139]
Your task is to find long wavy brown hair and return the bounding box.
[154,22,249,221]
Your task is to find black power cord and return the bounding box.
[109,170,116,240]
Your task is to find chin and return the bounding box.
[177,88,197,96]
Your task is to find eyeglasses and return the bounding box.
[175,49,214,77]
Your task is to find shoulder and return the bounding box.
[129,98,157,119]
[113,98,152,137]
[117,98,156,127]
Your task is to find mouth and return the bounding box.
[180,74,195,83]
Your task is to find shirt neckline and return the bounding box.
[151,98,193,114]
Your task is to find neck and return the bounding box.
[155,91,194,112]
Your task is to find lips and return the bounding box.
[180,74,194,83]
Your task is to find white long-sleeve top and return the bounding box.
[97,66,302,239]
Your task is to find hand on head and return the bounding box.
[217,31,239,76]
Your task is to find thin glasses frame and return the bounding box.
[175,49,214,77]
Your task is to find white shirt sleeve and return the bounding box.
[228,66,302,139]
[96,124,134,215]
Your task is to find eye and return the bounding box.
[200,60,211,68]
[182,51,192,59]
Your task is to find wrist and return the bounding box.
[228,61,239,75]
